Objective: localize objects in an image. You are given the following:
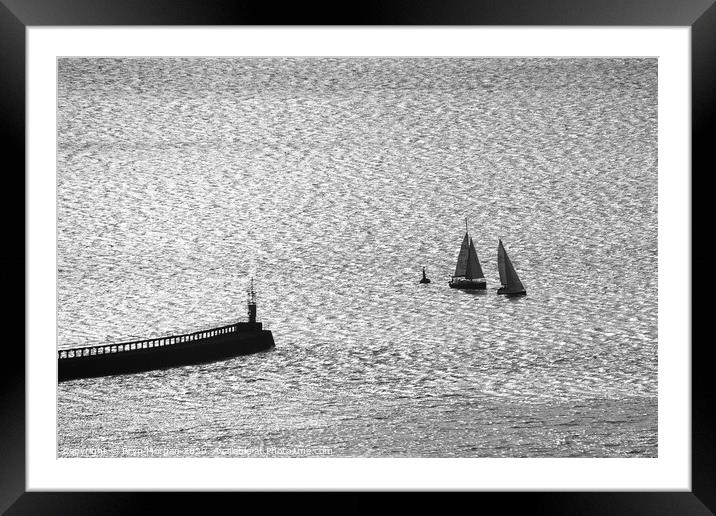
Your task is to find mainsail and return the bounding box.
[453,233,470,277]
[498,240,525,293]
[497,240,507,285]
[465,238,485,280]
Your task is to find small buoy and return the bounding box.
[419,267,431,284]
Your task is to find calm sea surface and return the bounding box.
[57,58,657,457]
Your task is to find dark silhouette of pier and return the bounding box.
[58,279,274,382]
[58,320,274,382]
[57,320,264,360]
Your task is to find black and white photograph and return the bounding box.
[56,56,658,458]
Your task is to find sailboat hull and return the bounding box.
[449,279,487,290]
[497,287,526,296]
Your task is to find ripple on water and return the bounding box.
[57,58,657,457]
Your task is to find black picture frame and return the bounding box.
[2,0,712,513]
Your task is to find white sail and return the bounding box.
[465,238,485,280]
[453,233,470,277]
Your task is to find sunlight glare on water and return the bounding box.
[57,58,657,457]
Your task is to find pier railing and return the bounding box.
[58,320,263,360]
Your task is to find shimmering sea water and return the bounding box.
[57,58,657,457]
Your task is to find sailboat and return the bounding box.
[497,239,526,296]
[448,219,487,290]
